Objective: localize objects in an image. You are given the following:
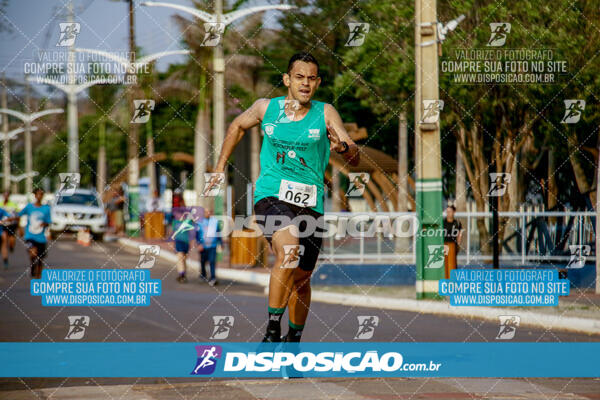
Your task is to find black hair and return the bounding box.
[287,52,320,76]
[33,187,44,194]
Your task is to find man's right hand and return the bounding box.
[198,244,204,252]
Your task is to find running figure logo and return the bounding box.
[420,100,444,124]
[487,173,511,197]
[561,100,586,124]
[58,173,80,196]
[203,173,225,197]
[354,315,379,339]
[347,173,370,197]
[281,245,305,269]
[137,245,160,269]
[567,245,591,269]
[65,316,90,340]
[425,245,449,269]
[209,316,235,340]
[56,22,80,47]
[191,345,222,375]
[200,23,225,47]
[487,23,511,47]
[496,315,520,340]
[275,99,299,123]
[345,23,370,46]
[130,100,155,123]
[170,207,202,241]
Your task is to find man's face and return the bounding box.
[35,190,44,202]
[204,208,212,219]
[446,207,455,219]
[283,61,321,105]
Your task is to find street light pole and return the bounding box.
[415,0,444,299]
[1,75,8,191]
[141,1,296,209]
[67,1,79,174]
[0,126,33,193]
[26,76,111,175]
[0,108,63,194]
[73,47,190,228]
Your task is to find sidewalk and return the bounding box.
[118,236,600,335]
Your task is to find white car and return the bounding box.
[50,189,107,240]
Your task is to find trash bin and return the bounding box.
[230,229,258,267]
[144,212,165,239]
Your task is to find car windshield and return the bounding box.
[57,193,99,207]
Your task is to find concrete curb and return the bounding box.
[118,238,269,286]
[118,238,600,335]
[310,291,600,335]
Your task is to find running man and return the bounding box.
[13,188,52,278]
[0,205,11,268]
[0,190,19,255]
[211,52,359,342]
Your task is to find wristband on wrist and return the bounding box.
[336,141,349,154]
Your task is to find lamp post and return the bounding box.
[141,1,296,211]
[414,0,465,299]
[74,48,190,232]
[0,108,63,194]
[0,126,35,192]
[26,76,112,175]
[0,171,39,193]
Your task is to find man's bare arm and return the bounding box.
[324,104,360,167]
[214,98,269,172]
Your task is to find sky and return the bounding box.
[0,0,286,90]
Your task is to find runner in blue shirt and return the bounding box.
[0,206,11,268]
[14,188,51,278]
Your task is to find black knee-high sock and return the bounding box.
[267,307,285,335]
[285,322,304,342]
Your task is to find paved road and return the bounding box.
[1,237,599,399]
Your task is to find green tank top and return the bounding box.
[254,96,330,213]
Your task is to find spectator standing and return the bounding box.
[196,208,222,286]
[443,202,463,279]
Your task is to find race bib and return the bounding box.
[29,213,45,235]
[278,180,317,208]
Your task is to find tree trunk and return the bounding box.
[194,77,208,207]
[250,125,260,183]
[455,142,466,212]
[146,128,155,194]
[456,124,490,254]
[331,167,341,211]
[567,130,593,207]
[595,132,600,294]
[395,112,409,253]
[96,118,106,196]
[127,0,139,189]
[397,112,408,212]
[548,150,558,210]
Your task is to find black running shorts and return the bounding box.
[253,196,323,271]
